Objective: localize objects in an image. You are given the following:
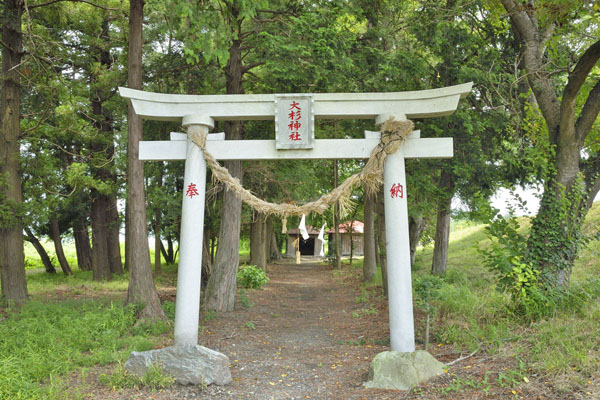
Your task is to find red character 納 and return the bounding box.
[390,183,403,199]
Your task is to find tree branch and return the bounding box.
[500,0,561,140]
[242,61,264,74]
[563,39,600,109]
[27,0,119,11]
[559,39,600,147]
[576,79,600,146]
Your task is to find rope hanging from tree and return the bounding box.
[187,117,414,219]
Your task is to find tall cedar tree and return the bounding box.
[0,0,28,305]
[125,0,166,319]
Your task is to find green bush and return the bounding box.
[237,265,269,289]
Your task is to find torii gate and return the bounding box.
[120,83,472,354]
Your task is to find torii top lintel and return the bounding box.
[118,82,473,122]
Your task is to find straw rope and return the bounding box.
[188,117,413,219]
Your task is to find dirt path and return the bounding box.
[99,259,398,399]
[199,259,394,399]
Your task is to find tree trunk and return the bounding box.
[50,217,72,275]
[205,143,243,311]
[250,214,267,271]
[91,194,112,281]
[88,17,119,281]
[409,214,425,268]
[73,219,92,271]
[500,0,600,288]
[166,234,174,264]
[363,192,377,282]
[107,199,123,274]
[124,198,130,271]
[153,168,163,273]
[154,218,162,273]
[202,226,212,289]
[376,195,388,297]
[24,227,55,273]
[124,0,166,320]
[432,170,454,276]
[268,220,281,261]
[0,0,28,305]
[333,160,342,269]
[204,25,245,312]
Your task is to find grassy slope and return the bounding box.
[412,202,600,392]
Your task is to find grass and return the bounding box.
[409,202,600,392]
[0,299,169,400]
[4,203,600,397]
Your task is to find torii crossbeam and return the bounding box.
[120,83,472,354]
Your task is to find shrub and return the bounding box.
[237,265,269,289]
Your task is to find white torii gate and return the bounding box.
[120,83,472,353]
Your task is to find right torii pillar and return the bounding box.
[381,119,416,352]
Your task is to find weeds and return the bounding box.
[99,361,175,391]
[0,300,163,400]
[238,289,253,309]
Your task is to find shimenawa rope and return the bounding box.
[188,117,413,219]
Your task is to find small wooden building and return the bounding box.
[327,220,364,256]
[285,225,324,257]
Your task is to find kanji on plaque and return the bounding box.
[275,95,314,149]
[186,183,199,199]
[390,183,404,199]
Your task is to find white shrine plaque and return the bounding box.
[275,95,314,149]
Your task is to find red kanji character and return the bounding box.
[289,101,301,110]
[390,183,403,199]
[186,183,200,199]
[292,120,301,130]
[289,132,301,141]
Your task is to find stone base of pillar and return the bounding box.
[126,344,232,386]
[363,350,445,390]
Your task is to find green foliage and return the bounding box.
[162,300,176,320]
[99,362,175,391]
[0,300,161,400]
[527,177,590,288]
[0,172,23,230]
[203,310,217,321]
[414,275,445,315]
[480,214,558,320]
[237,289,253,309]
[237,265,269,289]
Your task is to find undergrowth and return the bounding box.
[413,202,600,391]
[0,299,169,400]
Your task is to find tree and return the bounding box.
[499,0,600,287]
[362,191,377,282]
[0,0,28,305]
[125,0,166,319]
[407,0,520,275]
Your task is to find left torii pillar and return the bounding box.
[124,115,232,386]
[174,115,212,346]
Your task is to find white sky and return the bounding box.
[491,186,600,216]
